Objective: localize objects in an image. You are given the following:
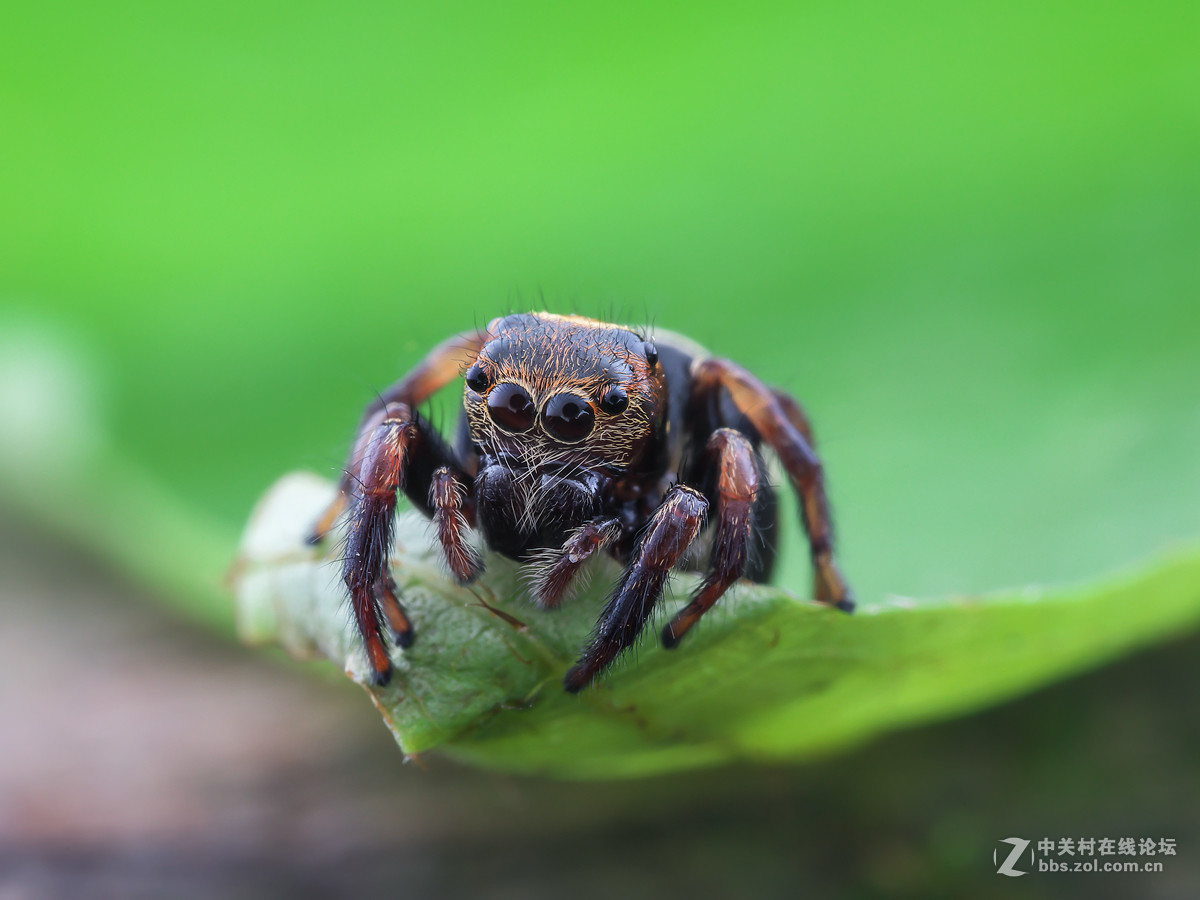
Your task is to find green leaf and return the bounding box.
[232,472,1200,779]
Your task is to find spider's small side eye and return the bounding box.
[465,364,490,393]
[643,342,659,367]
[600,387,629,415]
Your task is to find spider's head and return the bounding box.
[463,313,667,546]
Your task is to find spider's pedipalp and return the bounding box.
[430,466,483,584]
[531,516,622,608]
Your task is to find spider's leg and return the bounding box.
[564,487,707,692]
[693,358,854,612]
[769,387,816,444]
[308,491,348,548]
[343,410,415,685]
[374,572,413,648]
[342,404,477,686]
[307,328,487,545]
[532,517,622,608]
[662,428,758,648]
[430,466,482,584]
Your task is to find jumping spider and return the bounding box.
[308,312,853,692]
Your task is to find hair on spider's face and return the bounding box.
[462,312,666,473]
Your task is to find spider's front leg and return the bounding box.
[307,329,486,544]
[564,486,708,693]
[662,428,759,648]
[341,404,479,686]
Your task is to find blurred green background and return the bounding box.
[2,0,1198,606]
[1,0,1197,896]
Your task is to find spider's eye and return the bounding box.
[487,382,535,432]
[542,393,595,443]
[465,364,490,394]
[600,387,629,415]
[643,342,659,367]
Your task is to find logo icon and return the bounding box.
[994,837,1031,877]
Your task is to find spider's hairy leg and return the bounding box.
[343,410,417,687]
[375,572,413,648]
[694,358,854,612]
[662,428,758,648]
[532,517,622,608]
[564,487,707,693]
[341,405,479,685]
[769,387,816,445]
[307,328,487,545]
[430,466,483,584]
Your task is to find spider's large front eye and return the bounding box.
[543,392,595,442]
[487,382,535,432]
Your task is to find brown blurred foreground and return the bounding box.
[0,517,1197,899]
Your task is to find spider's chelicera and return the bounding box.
[308,312,853,692]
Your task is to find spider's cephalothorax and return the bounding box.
[463,314,668,556]
[309,312,854,692]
